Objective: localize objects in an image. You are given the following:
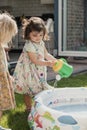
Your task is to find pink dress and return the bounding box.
[13,40,52,96]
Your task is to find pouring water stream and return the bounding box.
[53,74,61,88]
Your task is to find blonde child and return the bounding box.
[13,17,57,112]
[0,13,18,130]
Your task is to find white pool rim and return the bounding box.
[28,87,87,130]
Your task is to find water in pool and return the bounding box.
[54,104,87,114]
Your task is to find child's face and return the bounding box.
[29,31,44,43]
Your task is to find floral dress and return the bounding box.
[0,45,16,111]
[13,40,52,96]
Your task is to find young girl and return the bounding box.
[13,17,57,112]
[0,13,18,130]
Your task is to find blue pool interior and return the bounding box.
[53,104,87,114]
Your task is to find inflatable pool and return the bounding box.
[28,87,87,130]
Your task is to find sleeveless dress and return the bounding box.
[13,40,52,96]
[0,45,16,111]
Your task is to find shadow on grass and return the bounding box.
[7,111,30,130]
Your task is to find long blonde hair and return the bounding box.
[0,13,18,46]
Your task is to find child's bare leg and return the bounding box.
[23,94,32,112]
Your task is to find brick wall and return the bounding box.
[67,0,84,50]
[0,0,54,17]
[84,0,87,41]
[15,0,53,17]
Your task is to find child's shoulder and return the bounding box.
[24,40,35,52]
[24,40,32,47]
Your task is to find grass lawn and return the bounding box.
[0,73,87,130]
[49,73,87,88]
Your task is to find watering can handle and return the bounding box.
[60,58,67,63]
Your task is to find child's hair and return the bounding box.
[0,12,18,45]
[22,17,48,40]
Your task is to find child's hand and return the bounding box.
[47,60,56,67]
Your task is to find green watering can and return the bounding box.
[53,58,73,79]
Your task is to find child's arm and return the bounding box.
[44,46,57,61]
[28,51,54,67]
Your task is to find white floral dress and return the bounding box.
[13,40,52,96]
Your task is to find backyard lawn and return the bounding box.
[0,73,87,130]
